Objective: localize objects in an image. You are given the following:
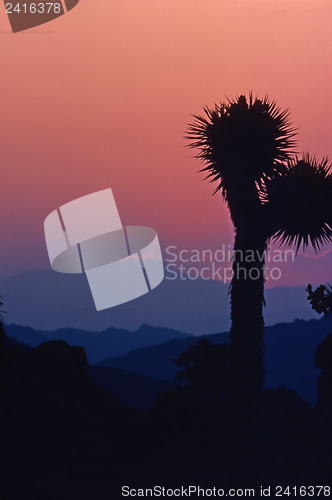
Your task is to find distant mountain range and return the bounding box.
[0,269,319,333]
[4,317,332,406]
[2,331,175,411]
[4,323,191,364]
[97,318,331,406]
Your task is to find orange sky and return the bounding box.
[0,0,331,284]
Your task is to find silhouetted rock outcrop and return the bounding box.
[26,340,88,389]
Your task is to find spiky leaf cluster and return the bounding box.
[264,155,332,251]
[187,93,296,197]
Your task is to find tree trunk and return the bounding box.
[229,227,266,398]
[222,183,267,475]
[225,180,267,399]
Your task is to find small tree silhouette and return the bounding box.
[187,93,332,397]
[306,283,332,317]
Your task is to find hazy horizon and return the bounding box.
[1,0,331,284]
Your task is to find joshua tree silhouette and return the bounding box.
[187,93,332,397]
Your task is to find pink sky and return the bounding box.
[0,0,331,286]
